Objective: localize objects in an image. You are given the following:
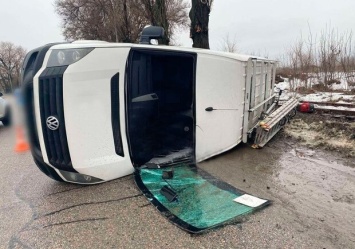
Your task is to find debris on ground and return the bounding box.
[284,113,355,157]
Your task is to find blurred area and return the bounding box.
[0,89,30,153]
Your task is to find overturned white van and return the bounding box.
[22,27,297,184]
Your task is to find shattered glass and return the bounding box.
[135,164,270,233]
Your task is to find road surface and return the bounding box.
[0,123,354,249]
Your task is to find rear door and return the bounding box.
[195,54,245,162]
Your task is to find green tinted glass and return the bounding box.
[136,164,270,233]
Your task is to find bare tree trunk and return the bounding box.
[189,0,211,49]
[122,0,132,43]
[155,0,170,45]
[8,74,13,92]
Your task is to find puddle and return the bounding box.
[276,147,355,245]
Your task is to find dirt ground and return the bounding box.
[197,112,355,248]
[284,112,355,159]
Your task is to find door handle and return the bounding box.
[205,107,238,112]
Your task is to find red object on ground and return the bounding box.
[298,102,315,113]
[14,126,30,153]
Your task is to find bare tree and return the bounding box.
[55,0,189,44]
[189,0,213,49]
[318,27,342,84]
[339,31,355,88]
[0,42,26,93]
[56,0,139,42]
[282,25,316,89]
[279,25,355,91]
[139,0,170,44]
[219,33,238,53]
[166,0,190,44]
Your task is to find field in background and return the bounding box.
[277,25,355,94]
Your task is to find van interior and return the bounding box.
[126,49,196,167]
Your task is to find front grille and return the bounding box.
[39,67,76,172]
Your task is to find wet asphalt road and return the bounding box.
[1,123,354,249]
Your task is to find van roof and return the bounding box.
[51,41,276,63]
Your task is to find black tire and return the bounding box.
[1,107,11,126]
[288,108,297,119]
[279,117,288,126]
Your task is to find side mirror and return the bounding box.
[0,92,3,97]
[139,26,165,45]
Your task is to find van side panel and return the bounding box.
[195,54,245,162]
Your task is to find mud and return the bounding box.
[201,136,355,248]
[284,113,355,159]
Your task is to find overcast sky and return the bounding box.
[1,0,355,59]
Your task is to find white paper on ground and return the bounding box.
[233,194,267,208]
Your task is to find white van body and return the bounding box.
[23,41,285,184]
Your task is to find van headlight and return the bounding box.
[47,48,94,67]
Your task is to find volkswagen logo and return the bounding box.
[46,116,60,131]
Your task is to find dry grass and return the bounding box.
[284,116,355,157]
